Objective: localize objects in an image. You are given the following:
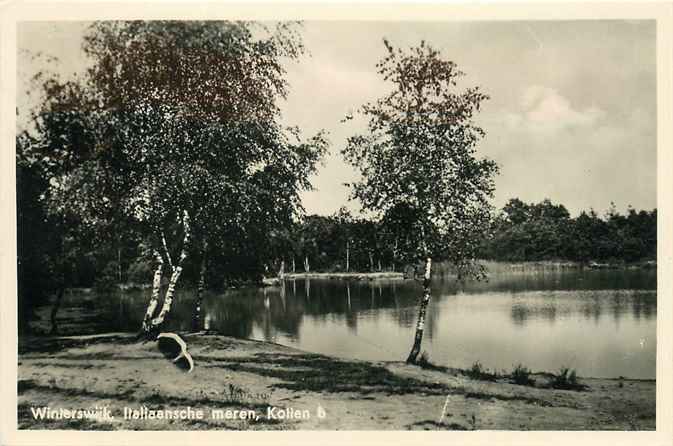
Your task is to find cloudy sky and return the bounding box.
[18,20,657,217]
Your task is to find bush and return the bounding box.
[467,360,497,381]
[511,363,535,386]
[469,360,484,378]
[551,367,586,390]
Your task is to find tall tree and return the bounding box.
[342,40,498,363]
[23,21,326,337]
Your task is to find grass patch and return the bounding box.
[416,351,448,372]
[550,367,588,391]
[510,363,535,386]
[466,361,498,382]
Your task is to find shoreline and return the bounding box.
[263,271,405,285]
[17,332,655,430]
[74,260,656,293]
[283,271,405,280]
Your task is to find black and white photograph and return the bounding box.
[2,1,673,441]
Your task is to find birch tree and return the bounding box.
[23,21,326,337]
[342,40,498,363]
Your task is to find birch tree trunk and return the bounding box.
[369,252,374,272]
[143,210,191,336]
[304,256,310,273]
[292,258,296,273]
[278,260,285,280]
[406,257,432,364]
[151,210,191,330]
[142,251,164,333]
[346,240,350,272]
[117,246,122,283]
[193,240,208,331]
[152,265,184,327]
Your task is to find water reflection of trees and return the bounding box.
[508,290,656,326]
[199,279,427,342]
[109,274,656,346]
[462,269,656,293]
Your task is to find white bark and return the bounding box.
[406,257,432,363]
[152,265,183,326]
[193,240,208,330]
[142,250,164,333]
[144,210,191,334]
[161,232,173,271]
[346,240,350,272]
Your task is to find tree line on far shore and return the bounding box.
[480,198,656,264]
[19,177,657,301]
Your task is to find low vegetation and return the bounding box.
[466,361,499,382]
[550,367,587,391]
[511,363,535,386]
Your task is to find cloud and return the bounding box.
[505,86,605,133]
[480,85,655,215]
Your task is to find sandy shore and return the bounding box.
[17,333,655,430]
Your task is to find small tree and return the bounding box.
[342,40,498,363]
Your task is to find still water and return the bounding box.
[101,269,656,379]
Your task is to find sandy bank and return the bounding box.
[17,333,655,430]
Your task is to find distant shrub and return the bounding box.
[467,360,497,381]
[552,367,586,390]
[511,363,535,386]
[469,360,484,377]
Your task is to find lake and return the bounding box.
[73,268,657,379]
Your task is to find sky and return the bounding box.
[17,20,657,217]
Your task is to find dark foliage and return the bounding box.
[511,363,535,386]
[480,198,656,264]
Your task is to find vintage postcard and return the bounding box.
[1,1,672,445]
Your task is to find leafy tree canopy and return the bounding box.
[342,40,498,278]
[21,21,327,273]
